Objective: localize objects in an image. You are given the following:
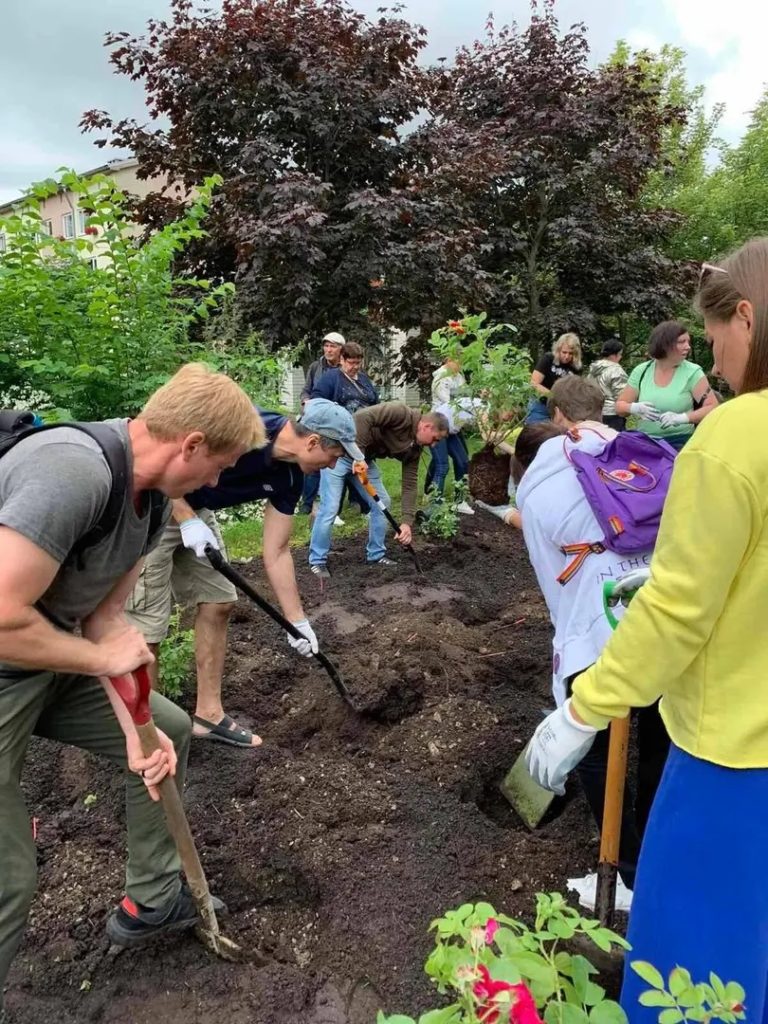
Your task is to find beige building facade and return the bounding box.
[0,157,169,267]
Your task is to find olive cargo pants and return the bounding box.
[0,669,191,999]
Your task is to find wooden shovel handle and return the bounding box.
[134,719,219,931]
[110,669,221,935]
[599,715,630,865]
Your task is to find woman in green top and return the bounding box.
[616,320,718,450]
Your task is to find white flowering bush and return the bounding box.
[0,384,55,413]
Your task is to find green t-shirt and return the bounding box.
[627,359,705,437]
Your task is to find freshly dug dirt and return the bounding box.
[468,447,513,505]
[6,516,601,1024]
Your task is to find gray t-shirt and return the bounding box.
[0,419,170,633]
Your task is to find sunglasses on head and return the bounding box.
[698,262,728,287]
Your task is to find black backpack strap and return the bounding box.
[145,489,168,552]
[65,423,129,560]
[637,361,651,396]
[0,416,166,562]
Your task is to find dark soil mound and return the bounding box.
[6,516,599,1024]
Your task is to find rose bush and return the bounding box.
[376,895,747,1024]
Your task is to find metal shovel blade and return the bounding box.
[499,745,555,830]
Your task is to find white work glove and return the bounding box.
[629,401,661,422]
[287,619,318,658]
[179,516,219,558]
[659,411,689,429]
[525,699,598,795]
[613,567,651,598]
[476,500,516,521]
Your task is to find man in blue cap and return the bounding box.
[126,399,359,749]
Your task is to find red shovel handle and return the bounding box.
[108,664,152,726]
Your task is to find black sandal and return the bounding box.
[192,714,259,748]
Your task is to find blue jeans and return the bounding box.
[427,434,470,494]
[621,745,768,1022]
[300,470,320,512]
[309,457,390,565]
[524,397,550,423]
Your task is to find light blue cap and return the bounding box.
[299,398,364,462]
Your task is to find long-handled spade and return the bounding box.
[109,665,241,960]
[205,545,366,714]
[353,466,424,574]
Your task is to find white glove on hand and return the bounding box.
[629,401,661,422]
[525,699,598,795]
[287,619,318,658]
[613,567,651,598]
[476,500,516,521]
[659,411,689,429]
[179,517,219,558]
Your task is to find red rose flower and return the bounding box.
[485,918,499,945]
[508,983,544,1024]
[473,968,543,1024]
[84,225,98,236]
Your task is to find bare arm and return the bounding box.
[170,496,196,524]
[615,384,639,418]
[0,526,151,676]
[686,378,719,425]
[530,369,549,397]
[262,504,304,622]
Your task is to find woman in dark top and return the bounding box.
[311,341,379,412]
[311,341,379,516]
[525,332,583,423]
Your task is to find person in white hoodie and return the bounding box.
[515,375,669,899]
[426,357,474,514]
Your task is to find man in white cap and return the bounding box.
[301,332,346,406]
[300,331,346,516]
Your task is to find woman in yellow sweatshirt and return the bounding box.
[527,237,768,1021]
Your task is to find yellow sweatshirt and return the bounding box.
[572,391,768,769]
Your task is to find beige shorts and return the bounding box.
[125,509,238,643]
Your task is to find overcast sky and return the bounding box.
[1,0,766,203]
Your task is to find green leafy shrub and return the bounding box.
[429,314,531,447]
[420,481,470,540]
[158,607,195,700]
[0,169,231,419]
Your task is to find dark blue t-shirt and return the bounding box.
[185,410,303,516]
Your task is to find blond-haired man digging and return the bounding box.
[0,364,262,1010]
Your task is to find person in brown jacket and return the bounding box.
[308,402,448,577]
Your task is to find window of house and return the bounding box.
[88,257,98,270]
[0,232,6,253]
[62,212,75,239]
[41,219,53,236]
[77,209,89,235]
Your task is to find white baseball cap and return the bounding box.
[322,331,345,346]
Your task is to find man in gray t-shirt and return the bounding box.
[0,364,262,1010]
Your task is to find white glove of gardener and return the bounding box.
[179,516,220,558]
[629,401,661,422]
[659,411,689,429]
[287,619,319,658]
[525,699,599,795]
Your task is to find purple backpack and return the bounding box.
[557,429,677,585]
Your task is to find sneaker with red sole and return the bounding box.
[106,883,226,948]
